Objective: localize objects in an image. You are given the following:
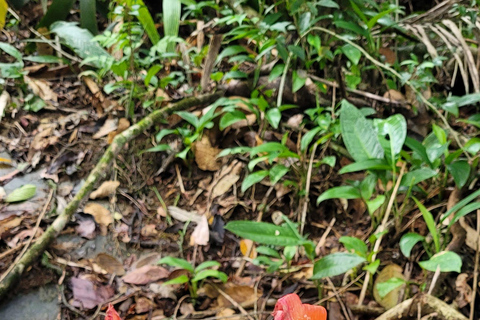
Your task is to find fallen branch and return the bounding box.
[0,91,225,299]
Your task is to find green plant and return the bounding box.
[158,257,228,299]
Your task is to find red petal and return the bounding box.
[272,294,307,320]
[272,294,327,320]
[105,304,121,320]
[303,303,327,320]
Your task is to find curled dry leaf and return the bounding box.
[211,161,243,198]
[135,296,156,314]
[193,136,222,171]
[190,215,209,246]
[455,273,472,308]
[84,202,113,226]
[122,265,169,285]
[90,181,120,199]
[93,118,118,139]
[168,206,202,223]
[24,76,57,102]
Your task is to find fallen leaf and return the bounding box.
[0,216,23,236]
[24,76,57,102]
[217,284,263,308]
[70,276,114,309]
[455,273,472,308]
[193,136,222,171]
[95,253,125,276]
[93,118,118,139]
[106,304,122,320]
[286,114,303,129]
[379,47,396,64]
[373,264,405,310]
[76,218,96,239]
[190,215,209,246]
[149,283,177,300]
[84,202,113,226]
[90,181,120,199]
[168,206,202,223]
[216,308,240,320]
[122,265,169,285]
[0,90,10,123]
[141,224,158,237]
[135,296,156,314]
[383,89,405,102]
[180,301,194,316]
[211,161,243,198]
[240,239,257,259]
[4,184,36,203]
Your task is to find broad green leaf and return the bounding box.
[217,46,248,62]
[269,164,289,184]
[133,0,160,45]
[400,168,438,187]
[339,236,368,258]
[339,159,391,174]
[145,65,162,86]
[192,269,228,283]
[163,0,181,52]
[266,108,281,129]
[341,44,361,65]
[441,189,480,223]
[318,0,339,8]
[158,257,194,273]
[447,93,480,107]
[23,55,63,63]
[256,246,282,258]
[363,259,380,274]
[241,171,269,192]
[360,174,377,200]
[450,202,480,226]
[219,110,247,130]
[419,251,462,272]
[311,252,366,279]
[464,138,480,155]
[300,127,322,152]
[269,64,285,82]
[317,186,361,204]
[405,137,432,167]
[80,0,98,34]
[374,114,407,158]
[38,0,76,28]
[176,111,199,128]
[225,221,303,246]
[288,45,306,61]
[366,195,385,215]
[292,70,307,93]
[447,160,470,188]
[340,100,384,162]
[50,22,110,68]
[0,42,22,60]
[399,232,424,258]
[250,142,288,155]
[413,197,439,253]
[376,277,406,298]
[5,184,36,203]
[195,261,220,272]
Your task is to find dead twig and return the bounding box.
[470,209,480,320]
[0,91,225,299]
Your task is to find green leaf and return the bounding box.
[241,171,269,192]
[163,275,190,285]
[140,144,171,154]
[340,100,384,162]
[374,114,407,158]
[256,246,282,258]
[447,160,470,188]
[5,184,37,203]
[339,159,391,174]
[300,127,322,152]
[50,22,110,68]
[269,64,285,82]
[400,168,438,187]
[363,259,380,274]
[376,278,406,298]
[447,93,480,107]
[341,44,361,65]
[441,189,480,223]
[269,164,289,184]
[158,257,194,273]
[192,269,228,283]
[339,236,368,258]
[318,0,339,8]
[80,0,98,34]
[225,221,303,246]
[145,65,162,86]
[292,70,307,93]
[464,138,480,155]
[0,42,23,60]
[405,137,432,167]
[413,197,440,253]
[312,252,366,279]
[38,0,76,28]
[450,202,480,226]
[266,108,282,129]
[163,0,181,52]
[195,261,221,272]
[23,55,63,63]
[219,110,247,130]
[419,251,462,273]
[366,195,385,216]
[288,45,306,61]
[399,232,424,258]
[176,111,199,128]
[317,186,361,204]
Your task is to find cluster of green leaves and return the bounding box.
[158,256,227,299]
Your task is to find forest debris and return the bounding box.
[373,264,406,310]
[240,239,257,259]
[455,273,472,308]
[70,276,114,309]
[95,253,125,276]
[122,265,169,285]
[93,118,118,139]
[193,135,222,171]
[83,202,113,227]
[216,284,262,308]
[190,215,209,246]
[24,76,57,103]
[90,180,120,199]
[0,90,9,123]
[211,160,243,198]
[168,206,202,223]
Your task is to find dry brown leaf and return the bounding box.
[193,136,222,171]
[179,301,195,316]
[455,273,472,308]
[217,284,262,308]
[93,118,118,139]
[84,202,113,226]
[24,76,57,102]
[190,215,209,246]
[95,253,125,276]
[135,296,156,314]
[216,308,242,320]
[36,27,54,55]
[0,90,10,123]
[459,217,478,251]
[122,265,169,285]
[168,206,202,223]
[0,216,23,236]
[141,224,158,237]
[379,47,396,64]
[70,276,114,310]
[90,181,120,199]
[231,113,257,129]
[373,264,405,310]
[286,114,303,129]
[211,161,243,198]
[383,89,405,102]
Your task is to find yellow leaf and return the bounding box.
[0,0,7,30]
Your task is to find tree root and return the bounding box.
[0,91,225,300]
[374,293,468,320]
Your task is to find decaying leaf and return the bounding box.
[135,296,156,314]
[105,304,121,320]
[95,253,125,276]
[217,284,262,308]
[70,276,114,309]
[168,206,202,223]
[373,264,406,310]
[193,136,222,171]
[190,215,209,246]
[211,161,243,198]
[24,76,57,102]
[122,265,169,285]
[93,118,118,139]
[84,202,113,226]
[240,239,257,259]
[383,89,405,102]
[455,273,472,308]
[90,181,120,199]
[216,308,242,320]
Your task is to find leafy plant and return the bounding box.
[158,257,227,299]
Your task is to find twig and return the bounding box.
[326,277,352,320]
[315,217,336,256]
[300,141,319,235]
[427,265,441,296]
[0,91,225,299]
[470,209,480,320]
[358,163,406,306]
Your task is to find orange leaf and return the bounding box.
[272,294,327,320]
[105,304,121,320]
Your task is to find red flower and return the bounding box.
[273,293,327,320]
[105,304,121,320]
